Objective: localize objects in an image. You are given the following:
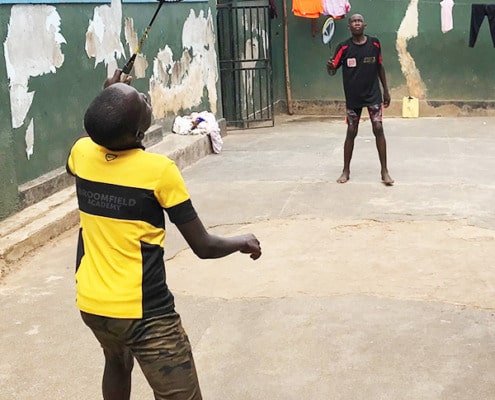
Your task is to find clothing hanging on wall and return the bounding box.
[292,0,350,37]
[440,0,454,33]
[469,4,495,47]
[292,0,350,19]
[292,0,323,18]
[322,0,351,18]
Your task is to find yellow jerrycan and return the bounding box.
[402,96,419,118]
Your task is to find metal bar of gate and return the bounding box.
[217,2,274,129]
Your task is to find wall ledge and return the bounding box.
[275,99,495,118]
[17,125,164,210]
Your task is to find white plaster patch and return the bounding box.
[241,38,259,104]
[85,0,125,76]
[238,11,269,118]
[150,9,218,118]
[242,10,268,59]
[397,1,418,39]
[25,118,34,160]
[396,0,426,98]
[124,17,148,78]
[25,325,40,335]
[3,5,66,129]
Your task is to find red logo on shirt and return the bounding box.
[347,58,357,67]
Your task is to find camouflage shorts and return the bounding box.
[346,104,383,126]
[81,311,202,400]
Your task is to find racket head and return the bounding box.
[322,17,335,45]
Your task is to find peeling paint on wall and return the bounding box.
[85,0,125,76]
[25,119,34,160]
[150,9,218,118]
[124,18,148,79]
[182,8,218,109]
[396,0,426,99]
[238,12,268,117]
[241,38,259,106]
[242,11,268,60]
[3,5,65,130]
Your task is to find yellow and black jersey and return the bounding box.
[66,137,197,318]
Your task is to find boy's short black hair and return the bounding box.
[84,85,140,149]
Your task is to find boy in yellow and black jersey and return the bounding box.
[67,69,261,400]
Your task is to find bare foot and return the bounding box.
[381,172,394,186]
[337,172,350,183]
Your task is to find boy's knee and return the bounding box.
[346,126,358,138]
[104,348,134,370]
[371,122,384,135]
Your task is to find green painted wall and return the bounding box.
[278,0,495,102]
[0,13,18,219]
[268,7,287,105]
[1,0,495,219]
[0,1,216,219]
[9,2,213,185]
[413,3,492,100]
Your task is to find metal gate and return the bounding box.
[217,0,274,128]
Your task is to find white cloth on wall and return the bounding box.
[322,0,351,18]
[440,0,454,33]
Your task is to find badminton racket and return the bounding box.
[322,17,337,76]
[122,0,182,75]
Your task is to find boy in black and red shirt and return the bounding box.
[327,14,394,185]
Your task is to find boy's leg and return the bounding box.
[130,312,202,400]
[337,108,361,183]
[368,105,393,184]
[80,312,135,400]
[102,348,134,400]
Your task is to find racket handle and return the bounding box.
[122,54,137,75]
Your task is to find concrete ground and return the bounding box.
[1,115,495,399]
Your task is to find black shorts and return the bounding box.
[81,310,202,400]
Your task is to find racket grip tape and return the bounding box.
[122,54,137,75]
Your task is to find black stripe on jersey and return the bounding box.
[165,199,198,225]
[141,241,175,317]
[76,228,84,273]
[76,176,165,228]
